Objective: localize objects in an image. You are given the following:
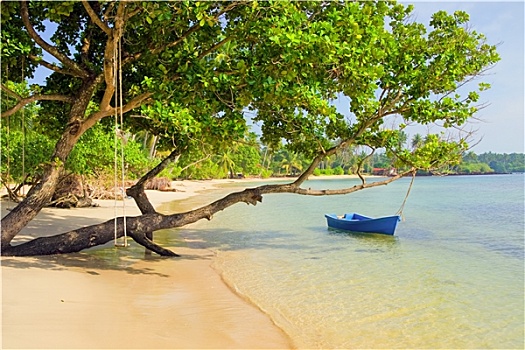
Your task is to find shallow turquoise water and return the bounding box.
[179,175,524,349]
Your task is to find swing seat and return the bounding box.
[324,213,400,235]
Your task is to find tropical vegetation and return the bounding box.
[1,1,500,256]
[3,114,520,186]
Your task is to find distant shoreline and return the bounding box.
[413,171,519,177]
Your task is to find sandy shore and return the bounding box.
[1,179,294,349]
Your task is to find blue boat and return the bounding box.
[324,213,401,235]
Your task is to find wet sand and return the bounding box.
[1,180,293,349]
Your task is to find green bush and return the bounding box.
[67,125,113,175]
[159,165,182,180]
[124,141,157,179]
[1,129,54,182]
[178,158,222,179]
[324,168,334,175]
[67,125,154,179]
[260,168,273,178]
[334,166,345,175]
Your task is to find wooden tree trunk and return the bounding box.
[1,79,96,250]
[2,142,71,249]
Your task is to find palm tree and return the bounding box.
[411,134,424,150]
[132,130,159,158]
[397,130,408,149]
[217,151,236,179]
[279,150,303,176]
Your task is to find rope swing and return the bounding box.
[113,37,128,248]
[5,64,11,191]
[21,57,26,196]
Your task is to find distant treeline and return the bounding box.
[453,152,525,174]
[312,150,525,176]
[2,120,523,183]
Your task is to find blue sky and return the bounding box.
[406,1,524,153]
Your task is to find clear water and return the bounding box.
[174,175,524,349]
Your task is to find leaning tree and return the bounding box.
[0,1,499,256]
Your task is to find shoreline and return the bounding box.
[1,180,294,349]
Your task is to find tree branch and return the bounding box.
[132,149,184,194]
[127,148,183,215]
[293,111,386,188]
[84,91,153,128]
[124,7,142,21]
[178,154,212,174]
[1,92,74,118]
[293,140,351,187]
[20,1,89,79]
[126,148,184,255]
[123,22,202,66]
[27,54,81,77]
[82,0,111,35]
[295,170,413,196]
[1,168,414,257]
[197,36,233,60]
[356,148,376,184]
[128,232,180,257]
[99,74,115,111]
[99,2,127,108]
[103,2,116,21]
[1,84,21,100]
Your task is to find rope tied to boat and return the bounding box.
[396,169,416,221]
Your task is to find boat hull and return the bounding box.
[325,213,400,235]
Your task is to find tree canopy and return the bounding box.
[1,1,499,256]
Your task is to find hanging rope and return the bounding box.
[119,38,127,246]
[4,63,13,204]
[5,112,10,186]
[113,37,128,248]
[396,169,416,220]
[5,64,10,187]
[113,40,119,246]
[21,57,26,196]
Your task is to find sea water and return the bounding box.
[175,175,524,349]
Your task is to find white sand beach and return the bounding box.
[1,179,294,349]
